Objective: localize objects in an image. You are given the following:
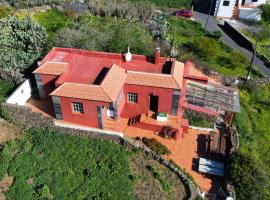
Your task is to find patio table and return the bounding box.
[198,164,224,177]
[199,157,224,170]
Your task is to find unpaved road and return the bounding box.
[0,118,20,144]
[0,118,21,200]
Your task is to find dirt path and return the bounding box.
[0,118,21,200]
[0,118,21,144]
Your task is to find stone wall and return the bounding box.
[224,125,239,199]
[1,102,200,199]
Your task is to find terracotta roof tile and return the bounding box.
[33,62,68,75]
[126,71,180,89]
[50,83,111,102]
[172,61,184,88]
[101,64,127,100]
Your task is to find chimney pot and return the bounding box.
[155,47,160,64]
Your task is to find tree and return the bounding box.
[259,4,270,24]
[0,16,47,83]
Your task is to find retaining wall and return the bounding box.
[1,102,200,199]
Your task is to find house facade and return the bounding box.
[214,0,266,21]
[33,47,239,139]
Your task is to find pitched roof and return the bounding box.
[50,83,111,102]
[33,62,69,75]
[100,64,127,100]
[50,64,127,102]
[126,71,180,89]
[172,61,184,88]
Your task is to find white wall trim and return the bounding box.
[54,120,124,137]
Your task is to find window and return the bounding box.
[128,93,138,103]
[72,102,84,113]
[252,0,258,2]
[223,0,230,6]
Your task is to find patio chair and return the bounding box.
[155,126,176,139]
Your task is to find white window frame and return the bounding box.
[127,92,138,103]
[72,102,84,114]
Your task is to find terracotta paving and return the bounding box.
[24,101,224,195]
[119,115,223,195]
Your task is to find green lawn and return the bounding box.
[232,85,270,199]
[0,128,134,200]
[167,17,253,76]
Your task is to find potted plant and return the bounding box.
[157,112,168,122]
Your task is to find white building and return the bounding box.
[214,0,266,21]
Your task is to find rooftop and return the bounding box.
[38,47,177,85]
[35,48,185,102]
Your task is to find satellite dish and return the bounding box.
[125,47,132,62]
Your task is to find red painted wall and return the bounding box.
[59,97,109,128]
[120,84,174,118]
[40,74,58,99]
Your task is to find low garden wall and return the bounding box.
[1,102,200,199]
[223,125,239,199]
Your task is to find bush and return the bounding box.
[54,15,155,55]
[142,137,171,155]
[88,0,155,21]
[130,0,192,8]
[0,4,14,18]
[231,152,270,200]
[212,30,222,39]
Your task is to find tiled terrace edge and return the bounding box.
[1,102,201,199]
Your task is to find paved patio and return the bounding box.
[120,115,223,194]
[25,99,224,195]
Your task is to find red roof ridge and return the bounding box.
[100,64,127,100]
[127,70,173,77]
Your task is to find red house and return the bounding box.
[33,47,239,139]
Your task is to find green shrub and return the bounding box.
[0,80,13,103]
[212,30,222,39]
[0,4,14,18]
[142,137,171,155]
[231,152,270,200]
[54,15,155,55]
[88,0,155,21]
[130,0,192,8]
